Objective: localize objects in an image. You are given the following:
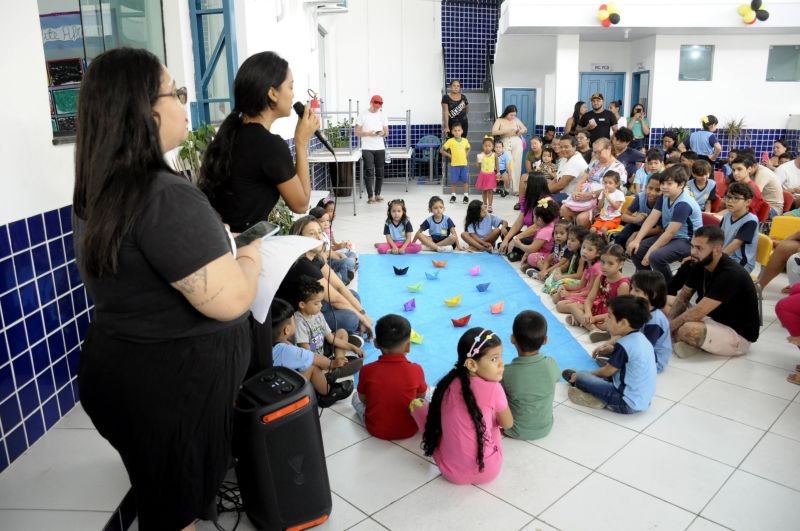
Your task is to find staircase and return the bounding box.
[447,90,495,194]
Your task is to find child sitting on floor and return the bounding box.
[553,233,604,305]
[353,314,428,440]
[506,197,560,273]
[317,196,358,259]
[534,220,570,280]
[309,206,356,285]
[376,199,423,254]
[462,200,508,252]
[411,327,513,484]
[501,311,560,440]
[271,298,355,408]
[413,195,463,252]
[563,296,656,414]
[542,225,588,294]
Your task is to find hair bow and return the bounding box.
[466,329,494,358]
[537,197,551,208]
[484,135,495,140]
[701,116,709,124]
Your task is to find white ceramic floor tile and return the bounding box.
[644,403,764,467]
[740,432,800,491]
[668,352,729,377]
[315,493,369,531]
[391,431,434,463]
[540,473,694,531]
[372,477,532,531]
[53,402,94,429]
[562,394,674,432]
[744,332,800,372]
[598,435,733,513]
[770,401,800,441]
[0,429,128,511]
[320,409,372,457]
[328,399,366,427]
[479,438,590,516]
[520,519,560,531]
[532,405,637,469]
[0,509,113,531]
[655,366,706,402]
[711,358,800,400]
[325,438,439,515]
[347,518,388,531]
[682,378,790,430]
[702,470,800,531]
[686,517,732,530]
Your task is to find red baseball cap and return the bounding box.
[370,95,383,106]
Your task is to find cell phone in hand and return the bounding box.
[234,221,279,248]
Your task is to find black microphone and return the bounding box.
[293,102,335,155]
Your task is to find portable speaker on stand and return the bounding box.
[233,367,332,530]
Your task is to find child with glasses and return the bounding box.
[720,182,759,273]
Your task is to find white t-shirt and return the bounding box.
[556,153,589,196]
[776,159,800,191]
[599,189,626,220]
[356,109,389,151]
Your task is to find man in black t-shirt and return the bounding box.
[577,92,618,144]
[667,225,759,358]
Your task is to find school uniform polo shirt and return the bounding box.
[357,353,427,440]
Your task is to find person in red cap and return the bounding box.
[356,95,389,203]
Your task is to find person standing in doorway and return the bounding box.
[442,80,469,138]
[577,92,618,144]
[356,95,389,204]
[492,105,528,196]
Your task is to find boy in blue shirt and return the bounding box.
[612,172,664,249]
[631,149,664,194]
[563,296,656,414]
[687,159,717,213]
[720,182,759,273]
[413,195,463,252]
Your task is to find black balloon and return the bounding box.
[750,0,762,11]
[756,9,769,21]
[609,12,621,24]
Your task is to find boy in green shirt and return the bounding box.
[501,311,561,440]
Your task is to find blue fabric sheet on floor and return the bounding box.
[356,253,596,385]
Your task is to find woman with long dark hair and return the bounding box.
[565,101,587,135]
[499,174,554,257]
[199,51,319,372]
[492,105,528,195]
[441,79,469,137]
[74,48,261,530]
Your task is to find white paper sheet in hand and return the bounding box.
[250,235,322,323]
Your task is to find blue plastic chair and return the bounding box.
[412,135,442,178]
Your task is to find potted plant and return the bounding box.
[322,117,355,196]
[721,117,747,150]
[174,124,216,181]
[268,198,295,235]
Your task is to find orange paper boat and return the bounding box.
[490,301,505,314]
[444,295,462,307]
[451,314,472,327]
[432,260,448,268]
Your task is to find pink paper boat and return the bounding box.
[403,298,416,312]
[490,301,505,314]
[451,314,472,327]
[469,265,481,276]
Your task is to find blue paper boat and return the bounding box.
[476,282,491,292]
[425,271,440,280]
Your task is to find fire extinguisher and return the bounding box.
[308,89,322,122]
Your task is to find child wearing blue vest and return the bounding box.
[720,182,759,273]
[563,296,656,414]
[413,195,463,252]
[627,165,703,282]
[631,149,664,195]
[687,159,717,213]
[681,114,722,163]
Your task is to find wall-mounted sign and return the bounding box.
[591,63,615,72]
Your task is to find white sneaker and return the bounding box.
[437,245,454,253]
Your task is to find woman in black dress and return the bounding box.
[441,79,469,137]
[200,51,319,373]
[74,48,262,530]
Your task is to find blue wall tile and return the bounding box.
[12,351,34,388]
[37,369,56,403]
[17,382,39,418]
[48,240,65,268]
[13,252,33,285]
[8,221,30,253]
[37,275,56,307]
[43,210,61,241]
[1,292,23,327]
[0,396,22,435]
[27,216,45,247]
[31,245,50,277]
[31,342,50,375]
[24,412,44,447]
[0,226,10,259]
[0,258,15,294]
[19,282,39,316]
[0,365,13,403]
[0,439,7,474]
[42,397,60,430]
[7,322,26,357]
[5,425,27,462]
[57,385,74,415]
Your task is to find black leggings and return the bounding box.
[363,149,385,198]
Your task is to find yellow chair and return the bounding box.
[606,195,636,235]
[769,216,800,241]
[752,233,774,325]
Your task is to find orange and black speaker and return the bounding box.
[233,367,331,530]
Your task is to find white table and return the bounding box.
[308,148,363,216]
[385,146,414,192]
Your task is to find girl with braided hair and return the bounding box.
[411,328,513,484]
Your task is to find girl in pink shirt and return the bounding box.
[506,197,560,272]
[410,328,513,484]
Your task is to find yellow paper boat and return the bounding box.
[410,329,424,344]
[407,282,423,292]
[444,295,462,307]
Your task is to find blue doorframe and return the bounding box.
[188,0,238,127]
[579,73,625,112]
[502,88,536,138]
[631,70,650,113]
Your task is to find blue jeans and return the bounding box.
[610,222,641,249]
[573,373,634,414]
[322,289,361,334]
[552,192,568,203]
[631,236,691,283]
[330,257,356,284]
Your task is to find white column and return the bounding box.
[554,34,580,131]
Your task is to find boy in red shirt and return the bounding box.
[353,314,428,439]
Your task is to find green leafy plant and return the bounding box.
[175,124,216,179]
[267,198,295,235]
[322,117,354,148]
[721,117,747,148]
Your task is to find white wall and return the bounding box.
[650,34,800,129]
[321,0,442,125]
[493,35,556,127]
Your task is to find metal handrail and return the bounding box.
[485,45,497,122]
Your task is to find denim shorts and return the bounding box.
[450,165,469,184]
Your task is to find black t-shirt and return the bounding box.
[275,256,324,309]
[441,94,469,126]
[208,123,295,233]
[684,255,760,343]
[578,110,617,143]
[74,172,245,342]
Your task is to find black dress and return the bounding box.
[442,93,469,137]
[76,172,250,530]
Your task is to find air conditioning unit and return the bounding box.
[304,0,348,14]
